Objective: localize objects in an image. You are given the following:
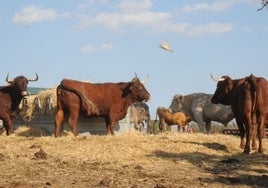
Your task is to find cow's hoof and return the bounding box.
[252,145,257,150]
[243,148,250,154]
[7,130,14,136]
[258,148,264,153]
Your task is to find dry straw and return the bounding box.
[17,87,57,123]
[0,128,267,187]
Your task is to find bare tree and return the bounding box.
[258,0,268,11]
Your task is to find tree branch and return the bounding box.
[258,1,268,11]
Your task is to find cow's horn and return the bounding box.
[141,74,149,84]
[131,72,138,82]
[210,73,225,82]
[28,73,39,82]
[134,72,138,79]
[5,73,13,84]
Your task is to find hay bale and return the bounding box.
[36,87,57,115]
[18,95,40,123]
[17,87,57,124]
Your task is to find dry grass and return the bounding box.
[0,127,267,188]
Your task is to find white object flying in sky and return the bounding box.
[160,40,173,52]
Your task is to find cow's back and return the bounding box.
[60,79,127,115]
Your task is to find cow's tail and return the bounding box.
[246,74,260,145]
[247,74,258,113]
[246,75,258,129]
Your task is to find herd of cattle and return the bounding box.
[0,72,267,154]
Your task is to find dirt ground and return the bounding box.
[0,127,267,188]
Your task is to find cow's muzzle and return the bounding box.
[21,91,28,96]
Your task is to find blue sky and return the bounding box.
[0,0,267,117]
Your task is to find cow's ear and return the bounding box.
[121,84,132,98]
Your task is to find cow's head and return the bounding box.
[157,107,169,116]
[6,73,38,96]
[169,94,184,112]
[123,74,150,102]
[210,73,233,105]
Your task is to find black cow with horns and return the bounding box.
[0,73,38,135]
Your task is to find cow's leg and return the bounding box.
[106,124,112,135]
[251,126,257,150]
[236,118,246,149]
[244,114,253,154]
[192,112,204,133]
[68,113,79,136]
[257,116,264,153]
[244,122,253,154]
[177,125,183,132]
[105,118,115,135]
[158,122,162,132]
[205,121,211,134]
[1,115,14,135]
[0,120,4,134]
[184,125,189,132]
[139,122,145,132]
[147,120,153,134]
[108,123,115,135]
[251,114,257,150]
[54,109,64,137]
[133,123,138,130]
[159,119,165,132]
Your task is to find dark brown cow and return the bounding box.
[211,73,268,153]
[156,107,191,132]
[54,75,150,136]
[0,73,38,135]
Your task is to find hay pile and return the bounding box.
[18,95,39,123]
[17,87,57,124]
[37,87,57,114]
[0,129,267,187]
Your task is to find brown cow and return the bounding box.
[211,73,268,153]
[54,74,150,136]
[0,73,38,135]
[156,107,191,132]
[247,74,268,153]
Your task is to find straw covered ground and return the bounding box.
[0,127,267,188]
